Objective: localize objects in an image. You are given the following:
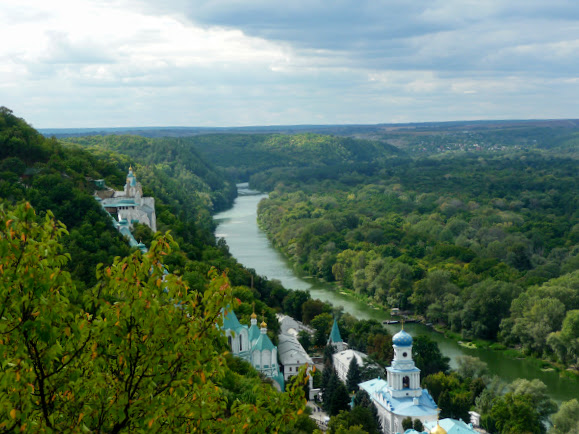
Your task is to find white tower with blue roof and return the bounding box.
[387,326,422,398]
[359,325,438,434]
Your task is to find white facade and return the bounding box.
[359,329,438,434]
[333,349,367,383]
[223,310,285,391]
[277,333,315,396]
[101,167,157,232]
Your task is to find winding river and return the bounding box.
[214,184,577,403]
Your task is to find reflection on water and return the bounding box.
[214,183,578,403]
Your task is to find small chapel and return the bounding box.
[222,309,285,391]
[327,317,348,352]
[359,326,438,434]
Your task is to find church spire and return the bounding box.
[260,310,267,333]
[328,317,346,351]
[250,303,258,325]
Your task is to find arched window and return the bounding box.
[239,337,242,352]
[403,376,410,389]
[228,336,232,349]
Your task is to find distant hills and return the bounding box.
[38,118,579,139]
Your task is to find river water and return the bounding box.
[214,183,577,403]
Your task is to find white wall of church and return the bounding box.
[262,350,271,367]
[239,330,248,353]
[252,351,260,367]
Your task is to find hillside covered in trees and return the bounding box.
[5,107,579,432]
[0,108,316,431]
[159,133,403,182]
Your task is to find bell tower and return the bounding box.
[386,325,422,398]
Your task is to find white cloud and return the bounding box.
[1,0,578,127]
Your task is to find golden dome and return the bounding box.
[251,312,257,319]
[260,321,267,328]
[430,422,447,434]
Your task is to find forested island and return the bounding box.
[1,107,579,433]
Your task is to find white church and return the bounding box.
[95,166,156,253]
[222,309,285,391]
[99,166,157,233]
[359,327,439,434]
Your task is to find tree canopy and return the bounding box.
[0,202,307,432]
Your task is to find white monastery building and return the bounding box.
[99,166,157,232]
[359,327,438,434]
[333,349,368,383]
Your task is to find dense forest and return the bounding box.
[1,108,407,432]
[166,133,403,182]
[254,153,579,368]
[0,108,317,431]
[157,125,579,371]
[4,107,579,432]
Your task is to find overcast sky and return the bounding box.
[2,0,579,128]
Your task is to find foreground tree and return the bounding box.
[0,203,90,431]
[0,202,307,432]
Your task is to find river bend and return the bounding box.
[214,183,577,403]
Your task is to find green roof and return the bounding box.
[254,332,275,352]
[329,318,343,343]
[223,309,245,333]
[249,323,260,343]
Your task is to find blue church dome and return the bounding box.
[392,329,413,346]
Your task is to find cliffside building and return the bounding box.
[99,166,156,233]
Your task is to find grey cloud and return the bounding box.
[6,0,579,127]
[130,0,579,77]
